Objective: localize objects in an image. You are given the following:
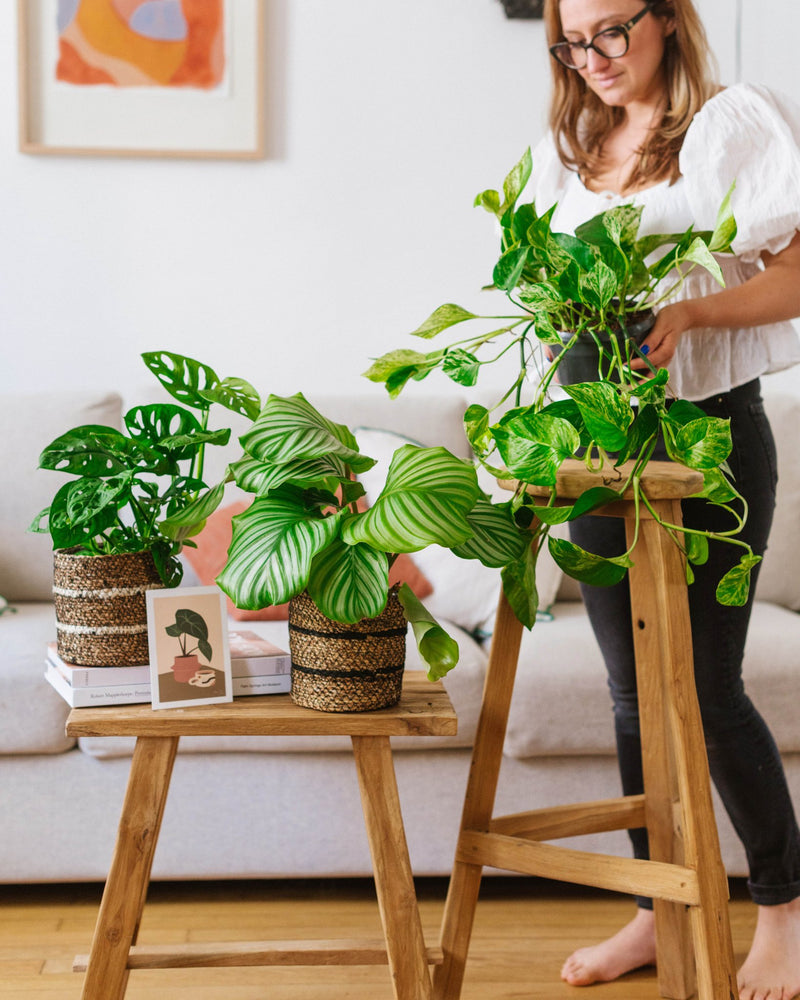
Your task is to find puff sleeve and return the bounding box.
[681,83,800,263]
[529,133,573,213]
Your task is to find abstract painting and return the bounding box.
[55,0,225,88]
[18,0,264,157]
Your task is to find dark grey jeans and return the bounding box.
[569,379,800,907]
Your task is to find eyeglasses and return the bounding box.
[549,3,654,70]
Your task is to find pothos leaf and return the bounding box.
[562,382,633,452]
[716,553,761,606]
[410,304,477,339]
[548,536,632,586]
[501,543,539,629]
[442,349,480,386]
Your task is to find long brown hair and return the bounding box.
[544,0,718,190]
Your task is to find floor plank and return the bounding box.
[0,877,757,999]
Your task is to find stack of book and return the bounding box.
[44,630,291,707]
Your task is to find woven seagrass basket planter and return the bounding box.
[288,586,407,712]
[53,548,165,666]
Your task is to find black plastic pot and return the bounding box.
[550,309,655,385]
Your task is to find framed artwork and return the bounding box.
[17,0,265,158]
[146,586,233,709]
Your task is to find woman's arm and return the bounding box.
[631,231,800,370]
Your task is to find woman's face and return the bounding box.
[558,0,673,111]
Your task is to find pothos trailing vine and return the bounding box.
[365,148,759,628]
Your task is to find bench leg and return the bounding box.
[80,735,178,1000]
[352,734,432,1000]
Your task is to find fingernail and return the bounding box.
[641,344,650,355]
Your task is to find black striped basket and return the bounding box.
[288,586,407,712]
[53,549,165,666]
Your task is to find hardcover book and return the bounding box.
[47,631,290,688]
[44,630,292,706]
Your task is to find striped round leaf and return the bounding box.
[307,538,389,622]
[231,454,351,496]
[343,445,479,553]
[452,498,528,567]
[216,491,341,610]
[240,393,376,473]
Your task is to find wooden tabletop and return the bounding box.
[65,672,457,739]
[498,458,704,502]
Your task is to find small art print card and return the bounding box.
[146,587,233,710]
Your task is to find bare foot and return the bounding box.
[738,897,800,1000]
[561,907,656,986]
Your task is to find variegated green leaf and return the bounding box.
[216,489,341,609]
[501,544,539,628]
[307,538,389,622]
[410,304,477,340]
[343,445,479,552]
[491,411,580,485]
[240,393,376,474]
[716,552,760,606]
[562,381,633,452]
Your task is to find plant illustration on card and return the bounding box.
[164,607,213,684]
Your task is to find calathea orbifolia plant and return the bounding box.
[205,392,530,680]
[31,352,260,586]
[364,149,759,626]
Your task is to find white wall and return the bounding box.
[0,0,796,404]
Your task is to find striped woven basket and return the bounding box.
[288,586,407,712]
[53,549,165,667]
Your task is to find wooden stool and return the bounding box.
[434,460,738,1000]
[65,672,456,1000]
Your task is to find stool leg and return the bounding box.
[434,590,525,1000]
[80,736,178,1000]
[352,734,432,1000]
[629,505,737,1000]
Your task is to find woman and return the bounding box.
[535,2,800,997]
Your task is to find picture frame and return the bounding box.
[17,0,265,159]
[146,586,233,710]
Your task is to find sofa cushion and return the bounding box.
[0,603,74,755]
[504,601,616,759]
[756,391,800,611]
[76,615,488,759]
[502,597,800,760]
[0,391,123,601]
[741,601,800,751]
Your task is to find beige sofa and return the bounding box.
[1,380,799,883]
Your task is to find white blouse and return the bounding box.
[529,83,800,400]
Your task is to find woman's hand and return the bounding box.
[630,232,800,372]
[630,300,696,370]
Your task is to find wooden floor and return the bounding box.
[0,877,758,999]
